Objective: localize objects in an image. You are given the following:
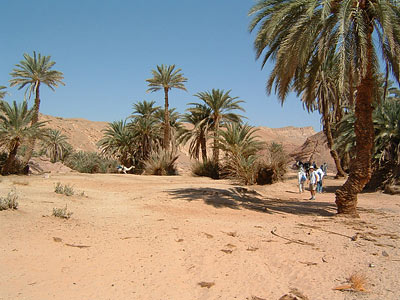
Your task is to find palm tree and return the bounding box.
[130,100,160,120]
[219,122,265,185]
[97,120,135,167]
[146,64,187,150]
[0,101,44,175]
[193,89,245,166]
[40,129,70,163]
[297,52,347,177]
[249,0,400,216]
[9,51,65,163]
[178,104,212,161]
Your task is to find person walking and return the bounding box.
[316,166,325,193]
[298,167,307,193]
[308,166,319,200]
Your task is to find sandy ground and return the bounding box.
[0,172,399,300]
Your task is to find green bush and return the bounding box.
[0,189,19,211]
[192,160,220,179]
[52,205,73,219]
[54,182,75,196]
[144,147,179,175]
[223,154,258,185]
[256,143,288,185]
[65,151,117,173]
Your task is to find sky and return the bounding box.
[1,0,322,131]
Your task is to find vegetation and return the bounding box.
[65,151,117,173]
[54,182,75,196]
[52,205,73,219]
[249,0,400,216]
[40,129,71,163]
[191,160,220,179]
[144,147,179,175]
[146,64,187,150]
[9,51,64,164]
[219,123,265,185]
[0,101,44,175]
[192,89,245,167]
[256,143,289,184]
[178,104,212,161]
[0,189,19,211]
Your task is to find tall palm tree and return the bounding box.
[40,129,70,163]
[193,89,245,166]
[9,51,65,163]
[297,52,347,177]
[98,120,135,167]
[249,0,400,216]
[0,101,44,175]
[146,64,187,150]
[178,104,212,161]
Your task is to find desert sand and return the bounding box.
[0,172,399,300]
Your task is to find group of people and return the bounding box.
[297,161,327,200]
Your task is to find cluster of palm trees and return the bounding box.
[98,64,261,177]
[249,0,400,216]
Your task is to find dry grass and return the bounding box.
[333,272,368,292]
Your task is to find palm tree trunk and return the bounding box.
[335,30,374,216]
[163,87,170,151]
[212,117,220,166]
[200,130,207,161]
[2,143,19,175]
[321,97,346,178]
[23,82,41,164]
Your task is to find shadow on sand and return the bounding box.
[168,187,336,217]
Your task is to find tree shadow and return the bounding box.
[168,187,336,217]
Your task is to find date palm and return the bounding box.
[98,120,135,167]
[146,64,187,150]
[0,101,44,175]
[249,0,400,216]
[178,104,212,161]
[9,51,65,163]
[40,129,70,163]
[193,89,245,166]
[297,52,347,177]
[219,123,265,185]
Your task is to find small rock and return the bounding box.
[382,251,389,257]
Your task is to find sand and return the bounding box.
[0,172,399,300]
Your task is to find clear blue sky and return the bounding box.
[1,0,322,130]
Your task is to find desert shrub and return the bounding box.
[191,160,220,179]
[52,205,73,219]
[256,143,289,185]
[223,154,258,185]
[65,151,117,173]
[54,182,74,196]
[144,147,179,175]
[0,189,19,210]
